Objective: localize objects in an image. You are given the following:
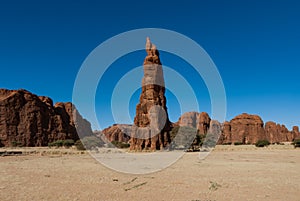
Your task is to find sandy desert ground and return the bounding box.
[1,145,300,201]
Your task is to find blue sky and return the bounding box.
[1,0,299,130]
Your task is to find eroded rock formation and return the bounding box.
[230,113,265,144]
[178,111,211,134]
[129,37,172,151]
[0,89,93,147]
[102,124,131,143]
[264,121,292,143]
[218,113,300,144]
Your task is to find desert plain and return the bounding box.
[1,145,300,201]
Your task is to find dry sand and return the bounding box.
[1,145,300,201]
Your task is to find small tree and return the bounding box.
[63,139,74,147]
[111,141,130,149]
[293,139,300,148]
[255,140,270,147]
[74,140,86,150]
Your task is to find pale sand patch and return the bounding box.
[0,145,299,201]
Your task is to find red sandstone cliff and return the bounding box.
[0,89,93,147]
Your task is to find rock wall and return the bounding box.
[265,121,291,143]
[0,89,93,147]
[219,113,299,144]
[226,113,266,144]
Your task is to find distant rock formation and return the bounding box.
[220,113,266,144]
[265,121,295,143]
[102,124,131,143]
[0,89,93,147]
[219,113,300,144]
[175,112,300,145]
[129,37,172,151]
[292,126,300,139]
[104,112,299,148]
[178,111,211,134]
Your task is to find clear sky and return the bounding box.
[1,0,299,130]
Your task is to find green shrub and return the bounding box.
[74,140,86,150]
[222,142,232,145]
[293,139,300,148]
[48,140,63,147]
[111,141,130,149]
[63,139,74,147]
[11,141,23,147]
[255,140,270,147]
[48,139,74,148]
[234,142,243,145]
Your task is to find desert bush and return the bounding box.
[48,139,74,148]
[62,139,74,147]
[111,141,130,149]
[255,140,270,147]
[48,140,63,147]
[74,140,86,150]
[293,139,300,148]
[234,142,243,146]
[222,142,232,145]
[11,141,23,147]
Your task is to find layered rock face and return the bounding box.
[178,112,211,134]
[220,113,266,144]
[130,38,172,151]
[102,124,131,143]
[0,89,93,147]
[219,113,300,144]
[292,126,300,140]
[264,122,297,143]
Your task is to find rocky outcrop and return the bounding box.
[292,126,300,140]
[220,121,231,144]
[178,111,211,134]
[102,124,131,143]
[198,112,211,134]
[219,113,266,144]
[218,113,300,144]
[130,38,172,151]
[0,89,93,147]
[264,122,292,143]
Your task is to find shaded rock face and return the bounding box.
[178,112,211,134]
[265,121,293,143]
[292,126,300,140]
[102,124,131,143]
[0,89,93,147]
[208,120,222,136]
[220,113,266,144]
[220,121,231,144]
[130,38,172,151]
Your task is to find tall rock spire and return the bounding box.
[130,37,172,151]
